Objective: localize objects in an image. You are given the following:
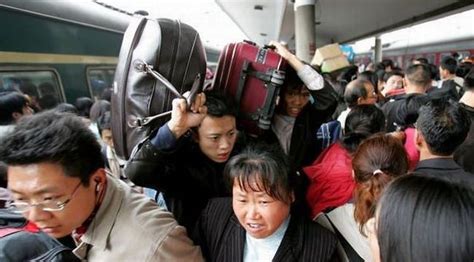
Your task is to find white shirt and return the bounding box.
[337,108,351,130]
[297,65,324,91]
[243,216,290,262]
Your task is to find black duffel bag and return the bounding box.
[0,209,79,261]
[112,15,207,159]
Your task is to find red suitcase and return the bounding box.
[213,41,286,136]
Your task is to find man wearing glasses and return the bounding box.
[0,111,203,261]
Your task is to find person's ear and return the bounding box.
[403,78,408,89]
[414,129,424,150]
[11,112,22,121]
[90,168,106,189]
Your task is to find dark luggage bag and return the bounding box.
[112,15,207,159]
[0,209,78,261]
[212,41,286,136]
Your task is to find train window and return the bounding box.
[87,67,115,100]
[0,70,63,111]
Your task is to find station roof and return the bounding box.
[216,0,474,48]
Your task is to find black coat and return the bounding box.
[414,158,474,187]
[382,93,430,132]
[125,134,242,233]
[193,198,339,262]
[260,83,337,216]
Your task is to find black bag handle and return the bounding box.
[132,59,202,127]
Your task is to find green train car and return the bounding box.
[0,0,220,110]
[0,1,129,109]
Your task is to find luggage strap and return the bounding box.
[236,60,285,130]
[131,60,202,127]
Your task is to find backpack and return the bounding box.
[0,209,79,261]
[111,15,207,159]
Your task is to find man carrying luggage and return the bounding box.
[125,91,241,233]
[0,111,203,261]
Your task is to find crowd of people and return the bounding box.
[0,42,473,261]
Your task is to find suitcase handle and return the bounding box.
[263,44,276,50]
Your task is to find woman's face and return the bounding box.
[232,178,291,239]
[282,87,310,117]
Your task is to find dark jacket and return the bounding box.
[414,158,474,187]
[261,83,337,216]
[193,198,339,262]
[263,82,338,171]
[125,127,242,233]
[256,83,337,217]
[382,93,430,132]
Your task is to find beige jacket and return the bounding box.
[73,175,203,261]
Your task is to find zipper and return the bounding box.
[119,16,147,157]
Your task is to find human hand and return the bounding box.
[167,93,207,138]
[268,41,293,60]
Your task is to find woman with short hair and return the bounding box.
[194,144,339,261]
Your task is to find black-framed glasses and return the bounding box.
[7,181,82,213]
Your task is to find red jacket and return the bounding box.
[303,142,355,219]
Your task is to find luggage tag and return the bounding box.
[132,59,202,127]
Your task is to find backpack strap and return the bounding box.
[324,214,364,262]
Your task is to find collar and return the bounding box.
[415,158,462,171]
[74,175,124,258]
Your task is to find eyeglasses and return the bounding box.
[7,181,82,213]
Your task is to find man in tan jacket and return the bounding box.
[0,110,203,261]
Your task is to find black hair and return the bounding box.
[376,59,394,71]
[382,70,404,82]
[405,64,432,88]
[417,98,471,155]
[377,174,474,262]
[344,79,371,108]
[415,57,429,64]
[456,62,472,78]
[358,71,378,90]
[224,143,293,204]
[74,97,94,118]
[0,91,29,125]
[38,94,59,110]
[19,82,39,98]
[54,103,78,115]
[440,56,457,74]
[97,111,112,135]
[89,100,111,123]
[100,87,113,102]
[337,65,359,85]
[281,65,305,93]
[342,104,386,153]
[0,110,104,185]
[204,90,238,118]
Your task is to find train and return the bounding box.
[354,37,474,69]
[0,0,220,110]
